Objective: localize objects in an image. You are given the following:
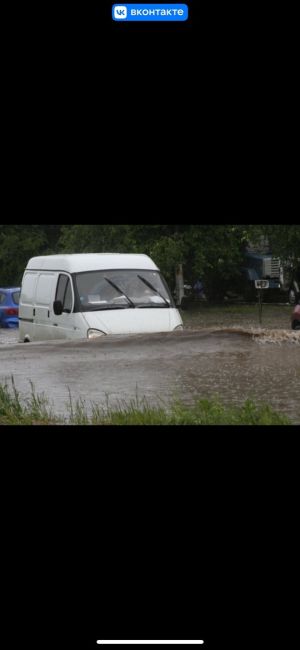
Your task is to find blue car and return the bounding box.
[0,287,20,328]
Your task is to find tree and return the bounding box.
[0,225,66,286]
[0,225,47,285]
[263,225,300,264]
[2,223,296,297]
[57,224,256,294]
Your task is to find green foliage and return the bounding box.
[0,224,67,285]
[1,223,299,292]
[57,224,253,291]
[0,378,58,425]
[58,224,147,254]
[0,225,46,285]
[149,235,185,286]
[0,379,291,425]
[263,225,300,263]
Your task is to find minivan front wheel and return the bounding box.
[292,321,300,331]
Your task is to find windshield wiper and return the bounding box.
[87,305,129,311]
[104,277,136,308]
[136,304,170,309]
[137,275,170,307]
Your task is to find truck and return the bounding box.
[240,251,283,300]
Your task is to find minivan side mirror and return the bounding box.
[53,300,63,316]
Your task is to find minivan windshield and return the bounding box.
[74,270,174,311]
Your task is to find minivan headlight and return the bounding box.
[173,325,183,331]
[87,329,106,339]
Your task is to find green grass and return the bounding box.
[180,303,292,330]
[0,378,292,425]
[0,377,59,425]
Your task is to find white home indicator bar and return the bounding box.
[97,643,204,645]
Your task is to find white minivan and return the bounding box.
[18,253,183,342]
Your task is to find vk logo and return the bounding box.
[112,4,189,22]
[113,5,128,20]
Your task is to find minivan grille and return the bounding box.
[263,257,280,278]
[271,257,280,277]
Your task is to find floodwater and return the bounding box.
[0,328,299,423]
[0,329,19,346]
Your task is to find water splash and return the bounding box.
[205,326,300,345]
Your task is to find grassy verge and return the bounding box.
[180,303,292,330]
[0,378,59,425]
[0,379,291,425]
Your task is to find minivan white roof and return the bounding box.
[25,254,159,274]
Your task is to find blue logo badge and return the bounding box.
[112,4,189,22]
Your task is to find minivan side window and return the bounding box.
[55,275,73,313]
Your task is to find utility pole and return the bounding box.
[175,264,185,307]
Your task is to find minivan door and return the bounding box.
[19,271,38,341]
[52,274,83,339]
[35,273,57,340]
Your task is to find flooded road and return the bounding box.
[0,329,19,346]
[0,328,299,423]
